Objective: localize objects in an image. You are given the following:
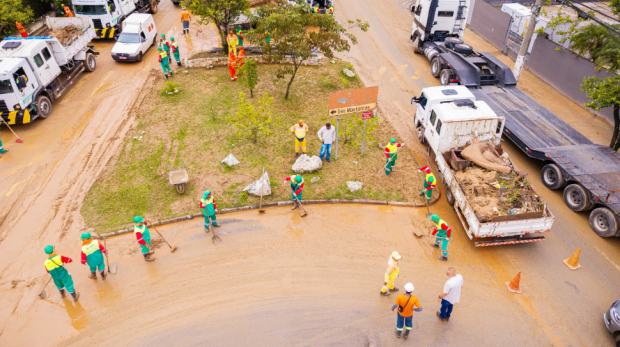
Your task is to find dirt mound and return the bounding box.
[461,142,512,174]
[49,26,80,46]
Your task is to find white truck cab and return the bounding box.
[111,14,156,62]
[410,0,469,47]
[73,0,157,39]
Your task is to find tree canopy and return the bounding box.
[581,75,620,151]
[0,0,34,37]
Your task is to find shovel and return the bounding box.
[148,221,177,252]
[290,185,308,217]
[103,238,117,274]
[210,222,221,245]
[38,276,53,299]
[258,167,266,213]
[377,157,396,176]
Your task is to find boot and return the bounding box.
[438,255,448,261]
[390,287,399,292]
[395,329,402,338]
[418,190,424,196]
[212,222,220,227]
[205,227,211,234]
[436,311,445,321]
[403,330,410,339]
[177,62,182,67]
[71,291,80,302]
[59,289,66,298]
[147,249,154,255]
[379,290,390,296]
[431,243,439,248]
[294,152,299,157]
[165,74,169,80]
[100,271,106,280]
[170,70,174,76]
[291,201,299,210]
[88,272,97,279]
[143,254,155,262]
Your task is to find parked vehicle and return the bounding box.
[111,14,157,62]
[72,0,159,39]
[409,0,620,237]
[604,299,620,347]
[0,17,98,125]
[412,86,554,246]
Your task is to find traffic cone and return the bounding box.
[506,272,522,294]
[563,248,581,270]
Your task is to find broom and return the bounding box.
[1,117,23,143]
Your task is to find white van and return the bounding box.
[111,14,157,62]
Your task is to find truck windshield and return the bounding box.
[74,5,107,15]
[0,80,14,94]
[117,33,141,43]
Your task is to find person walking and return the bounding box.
[80,232,107,280]
[317,122,336,162]
[430,214,451,261]
[418,166,436,201]
[391,282,422,339]
[228,49,237,81]
[170,37,181,67]
[236,25,244,48]
[380,251,402,295]
[44,245,79,301]
[384,138,405,176]
[160,34,172,63]
[437,267,463,322]
[237,46,245,73]
[16,21,28,38]
[290,120,309,157]
[157,47,173,79]
[227,30,238,54]
[133,216,155,262]
[200,190,220,230]
[283,175,304,209]
[62,4,74,17]
[181,7,191,35]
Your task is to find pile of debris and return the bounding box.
[49,26,81,46]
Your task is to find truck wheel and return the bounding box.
[440,69,454,85]
[36,95,52,119]
[412,36,421,54]
[137,52,143,62]
[446,188,455,206]
[151,34,157,46]
[149,0,158,14]
[563,184,591,212]
[84,52,96,72]
[431,57,441,77]
[589,207,619,237]
[541,163,565,189]
[417,126,426,144]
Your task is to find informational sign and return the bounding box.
[362,111,372,120]
[328,86,378,116]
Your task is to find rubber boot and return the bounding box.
[390,287,399,292]
[59,289,66,298]
[291,201,299,210]
[170,70,173,76]
[177,61,182,67]
[294,152,299,157]
[100,271,106,280]
[379,290,390,296]
[431,243,439,248]
[212,223,220,228]
[395,329,402,338]
[71,291,80,301]
[143,254,155,262]
[438,255,448,261]
[403,330,410,339]
[165,74,169,80]
[418,190,424,196]
[88,272,97,279]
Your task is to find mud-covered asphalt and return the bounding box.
[0,0,619,345]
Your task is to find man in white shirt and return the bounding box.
[317,123,336,162]
[437,267,463,321]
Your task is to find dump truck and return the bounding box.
[72,0,159,39]
[409,0,620,238]
[412,85,554,246]
[0,16,98,125]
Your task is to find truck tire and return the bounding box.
[431,57,441,77]
[446,188,455,206]
[151,34,157,46]
[453,44,473,55]
[589,207,619,237]
[440,69,454,85]
[417,126,426,144]
[137,52,143,62]
[444,37,463,49]
[541,163,565,189]
[84,52,96,72]
[36,95,52,119]
[412,36,421,54]
[149,0,158,14]
[563,184,591,212]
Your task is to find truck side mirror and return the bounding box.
[411,97,419,104]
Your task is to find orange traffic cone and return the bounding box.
[563,248,581,270]
[506,272,522,294]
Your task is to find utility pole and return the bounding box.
[513,0,544,81]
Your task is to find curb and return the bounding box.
[99,191,441,239]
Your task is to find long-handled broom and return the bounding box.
[1,117,23,143]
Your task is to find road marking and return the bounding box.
[594,246,620,271]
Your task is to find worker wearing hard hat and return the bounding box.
[44,245,80,301]
[170,37,181,67]
[62,4,74,17]
[134,216,155,262]
[80,232,107,280]
[391,282,422,339]
[381,251,402,295]
[158,47,173,79]
[384,139,405,176]
[430,214,451,261]
[283,175,304,209]
[160,34,172,63]
[290,120,309,157]
[200,190,220,230]
[418,166,436,201]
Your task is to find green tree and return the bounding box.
[581,75,620,151]
[338,114,378,149]
[186,0,249,54]
[238,57,258,97]
[246,0,368,99]
[0,0,34,37]
[228,92,279,143]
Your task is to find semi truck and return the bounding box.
[409,0,620,237]
[412,85,554,246]
[72,0,159,39]
[0,17,98,125]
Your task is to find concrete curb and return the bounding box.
[100,191,441,239]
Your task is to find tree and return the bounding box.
[581,75,620,151]
[0,0,34,37]
[239,57,258,97]
[228,92,279,143]
[338,114,378,149]
[187,0,249,54]
[246,0,368,99]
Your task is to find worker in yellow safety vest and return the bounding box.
[290,120,309,157]
[384,138,405,176]
[381,251,402,295]
[158,47,173,79]
[80,232,107,280]
[313,3,320,13]
[44,245,80,301]
[418,166,436,201]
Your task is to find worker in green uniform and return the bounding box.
[0,130,7,154]
[384,139,405,176]
[236,25,244,48]
[418,166,436,201]
[134,216,155,262]
[44,245,80,301]
[430,214,451,261]
[283,175,304,209]
[160,34,171,63]
[80,232,107,280]
[170,37,181,67]
[158,47,173,79]
[200,190,219,231]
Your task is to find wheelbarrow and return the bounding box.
[168,161,189,194]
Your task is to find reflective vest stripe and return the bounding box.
[425,173,436,185]
[45,255,63,271]
[159,51,168,59]
[134,225,146,236]
[82,240,100,256]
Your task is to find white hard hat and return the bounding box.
[404,283,414,293]
[391,251,402,260]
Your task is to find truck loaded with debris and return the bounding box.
[0,16,98,125]
[72,0,159,39]
[412,86,554,246]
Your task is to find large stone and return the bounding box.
[243,172,271,196]
[292,154,322,173]
[222,153,240,167]
[342,68,356,78]
[346,181,363,192]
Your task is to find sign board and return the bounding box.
[328,86,378,116]
[362,111,372,120]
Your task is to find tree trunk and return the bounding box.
[214,23,228,54]
[284,58,300,100]
[611,104,620,151]
[250,88,254,98]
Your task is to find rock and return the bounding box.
[311,176,321,183]
[292,154,322,173]
[243,172,271,196]
[183,70,189,74]
[342,68,356,78]
[330,60,336,64]
[222,153,240,167]
[346,181,363,192]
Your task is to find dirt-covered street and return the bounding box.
[1,0,619,346]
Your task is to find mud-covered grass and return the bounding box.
[81,61,423,233]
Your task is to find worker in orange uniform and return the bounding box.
[62,4,74,17]
[16,22,28,38]
[181,7,191,35]
[418,166,436,201]
[237,46,245,74]
[290,120,309,157]
[228,49,237,81]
